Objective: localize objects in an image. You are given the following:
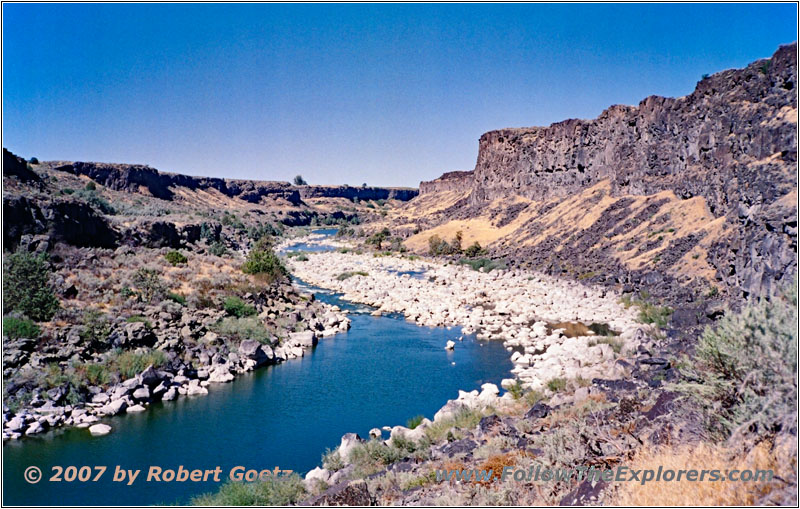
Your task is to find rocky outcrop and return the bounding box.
[43,161,418,204]
[409,43,797,300]
[298,185,418,202]
[3,148,41,184]
[419,170,473,195]
[3,196,118,249]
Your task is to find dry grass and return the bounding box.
[612,440,796,506]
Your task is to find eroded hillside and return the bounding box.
[388,43,798,304]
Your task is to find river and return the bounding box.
[2,231,511,506]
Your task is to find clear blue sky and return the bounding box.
[3,3,797,187]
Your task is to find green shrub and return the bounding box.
[191,474,306,506]
[407,415,425,429]
[464,241,485,258]
[112,349,168,379]
[336,271,368,281]
[322,449,344,472]
[3,316,40,340]
[428,234,463,256]
[85,181,96,191]
[212,317,271,344]
[293,175,308,186]
[681,284,797,440]
[74,188,116,214]
[2,250,60,321]
[547,377,567,393]
[132,268,166,303]
[223,296,257,318]
[208,241,228,257]
[125,315,152,328]
[458,258,506,272]
[164,250,188,265]
[166,292,186,305]
[242,239,288,283]
[507,381,524,400]
[85,363,111,386]
[365,228,391,250]
[79,309,111,347]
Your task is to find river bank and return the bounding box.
[283,236,649,394]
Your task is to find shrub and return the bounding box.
[407,415,425,429]
[3,316,40,340]
[322,449,344,472]
[547,377,567,393]
[132,268,166,303]
[166,292,186,305]
[507,381,524,400]
[2,250,60,321]
[208,241,228,257]
[164,250,188,265]
[112,349,168,379]
[212,317,271,344]
[242,239,288,283]
[681,284,797,440]
[85,363,111,386]
[293,175,308,186]
[336,271,368,281]
[29,157,39,164]
[459,258,506,272]
[223,296,257,318]
[125,315,152,328]
[79,309,111,348]
[365,228,391,250]
[191,474,306,506]
[85,181,96,191]
[74,188,116,214]
[428,234,463,256]
[464,241,485,258]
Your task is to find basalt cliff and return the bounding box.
[394,43,797,305]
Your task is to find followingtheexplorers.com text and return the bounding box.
[435,465,775,485]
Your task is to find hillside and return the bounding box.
[388,43,797,306]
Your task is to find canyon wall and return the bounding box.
[410,43,797,301]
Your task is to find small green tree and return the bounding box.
[293,175,308,186]
[2,250,60,321]
[132,268,166,303]
[164,250,188,265]
[242,238,288,284]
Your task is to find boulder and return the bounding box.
[88,423,112,436]
[338,433,364,463]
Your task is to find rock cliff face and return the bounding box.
[405,43,797,301]
[43,161,417,204]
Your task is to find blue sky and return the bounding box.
[3,3,797,187]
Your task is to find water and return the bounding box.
[3,281,511,505]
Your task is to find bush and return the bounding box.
[166,292,186,305]
[191,474,306,506]
[459,258,506,272]
[407,415,425,429]
[322,449,344,472]
[125,315,152,328]
[682,284,797,440]
[74,188,116,214]
[79,309,111,348]
[547,377,567,393]
[507,381,525,400]
[2,250,60,321]
[336,271,368,281]
[428,234,462,256]
[3,316,40,340]
[293,175,308,186]
[223,296,257,318]
[164,250,188,265]
[365,228,391,250]
[29,157,39,164]
[112,349,167,379]
[242,239,288,284]
[85,181,96,191]
[208,241,228,257]
[132,268,166,303]
[212,317,271,344]
[464,241,485,258]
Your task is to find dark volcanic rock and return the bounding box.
[3,148,41,184]
[304,479,373,506]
